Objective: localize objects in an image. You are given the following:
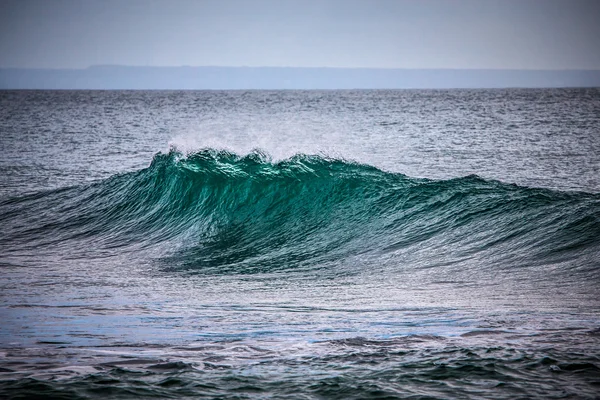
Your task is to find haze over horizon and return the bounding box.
[1,0,600,71]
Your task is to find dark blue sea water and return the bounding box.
[1,89,599,399]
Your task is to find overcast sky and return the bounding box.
[1,0,599,69]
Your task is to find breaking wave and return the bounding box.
[1,149,598,276]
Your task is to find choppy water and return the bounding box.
[1,89,599,399]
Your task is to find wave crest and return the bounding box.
[1,149,598,275]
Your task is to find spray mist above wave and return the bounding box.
[0,148,598,276]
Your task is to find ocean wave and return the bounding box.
[1,149,598,275]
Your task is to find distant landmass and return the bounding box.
[1,66,599,89]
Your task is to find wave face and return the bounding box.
[1,149,599,276]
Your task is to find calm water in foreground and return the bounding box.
[1,89,599,399]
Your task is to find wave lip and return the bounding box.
[1,149,598,275]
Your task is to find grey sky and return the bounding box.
[1,0,599,69]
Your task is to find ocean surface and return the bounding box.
[0,89,599,399]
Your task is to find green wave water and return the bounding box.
[2,149,599,277]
